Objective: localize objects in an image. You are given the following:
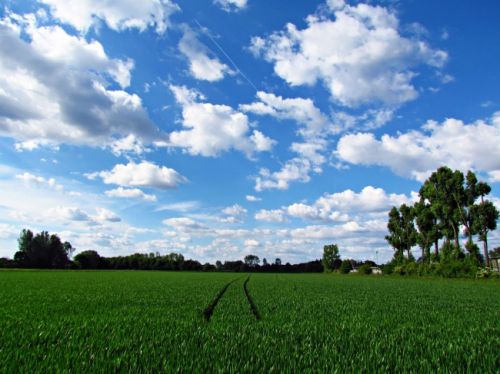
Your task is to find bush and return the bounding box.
[404,262,418,276]
[381,262,395,275]
[358,263,372,275]
[339,260,352,274]
[393,265,405,275]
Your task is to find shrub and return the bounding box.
[381,262,395,275]
[339,260,352,274]
[358,263,372,275]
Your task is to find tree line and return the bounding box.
[0,230,323,273]
[384,166,499,277]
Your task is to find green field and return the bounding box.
[0,271,498,372]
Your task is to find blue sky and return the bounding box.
[0,0,499,263]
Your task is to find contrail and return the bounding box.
[193,19,259,92]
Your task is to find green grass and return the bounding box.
[0,271,498,372]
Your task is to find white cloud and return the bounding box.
[88,161,186,189]
[251,130,276,152]
[222,204,247,216]
[214,0,248,12]
[0,13,161,150]
[178,27,232,82]
[255,209,286,222]
[244,239,259,248]
[246,195,261,202]
[168,85,274,157]
[163,217,207,231]
[27,21,134,88]
[336,112,500,181]
[39,0,179,34]
[284,186,415,223]
[155,201,200,212]
[105,187,157,202]
[286,203,319,220]
[93,208,121,223]
[289,220,385,240]
[242,92,330,191]
[488,171,500,183]
[110,135,147,156]
[250,1,447,107]
[48,206,91,222]
[241,91,332,138]
[255,159,314,191]
[15,172,63,191]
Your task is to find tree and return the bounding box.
[244,254,260,267]
[339,259,352,274]
[14,229,34,265]
[262,258,268,266]
[419,167,464,249]
[74,250,103,269]
[14,229,70,268]
[274,258,282,266]
[414,200,441,261]
[322,244,340,272]
[385,204,417,261]
[471,201,499,267]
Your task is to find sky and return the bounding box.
[0,0,499,264]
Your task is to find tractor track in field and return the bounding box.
[243,276,261,321]
[202,277,239,322]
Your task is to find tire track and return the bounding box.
[202,278,239,322]
[243,276,261,321]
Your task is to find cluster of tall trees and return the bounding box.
[13,229,73,268]
[385,167,499,267]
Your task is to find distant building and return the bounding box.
[371,267,382,275]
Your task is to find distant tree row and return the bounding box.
[0,230,323,273]
[385,166,499,276]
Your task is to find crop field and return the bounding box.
[0,271,498,372]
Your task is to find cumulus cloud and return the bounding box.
[250,1,447,107]
[251,185,414,226]
[255,209,287,222]
[0,13,161,150]
[105,187,157,202]
[335,112,500,181]
[88,161,186,189]
[110,135,148,156]
[214,0,248,12]
[285,186,416,222]
[241,91,332,138]
[39,0,179,34]
[255,159,314,191]
[179,27,232,82]
[251,130,277,152]
[168,85,275,157]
